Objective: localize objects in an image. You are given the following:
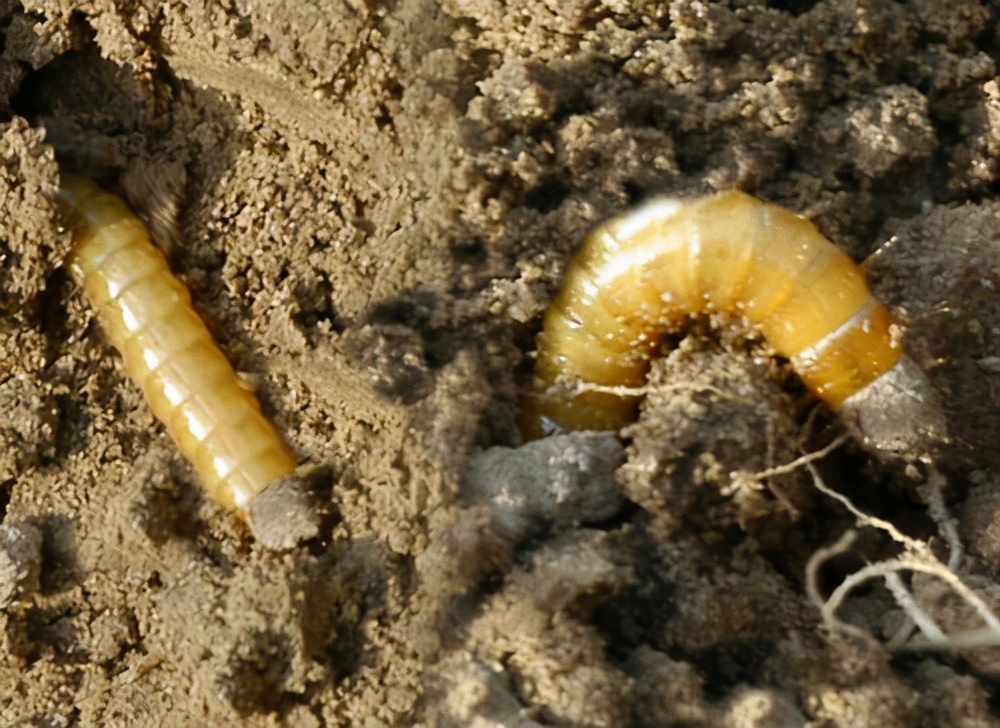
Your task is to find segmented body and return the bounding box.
[521,192,910,441]
[57,175,297,511]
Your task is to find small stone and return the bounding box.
[0,521,43,609]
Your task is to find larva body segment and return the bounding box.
[522,192,942,453]
[57,175,297,512]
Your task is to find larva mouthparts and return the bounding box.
[56,174,319,545]
[245,470,322,550]
[839,356,947,455]
[521,191,947,458]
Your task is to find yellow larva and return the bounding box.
[57,175,297,512]
[521,191,944,453]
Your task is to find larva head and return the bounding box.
[838,356,947,458]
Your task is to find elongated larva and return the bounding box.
[57,175,297,512]
[521,192,945,454]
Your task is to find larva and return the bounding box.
[521,192,945,454]
[56,174,297,513]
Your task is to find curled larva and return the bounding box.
[521,192,946,454]
[57,174,297,512]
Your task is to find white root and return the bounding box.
[802,461,1000,653]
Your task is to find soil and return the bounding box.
[1,0,999,726]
